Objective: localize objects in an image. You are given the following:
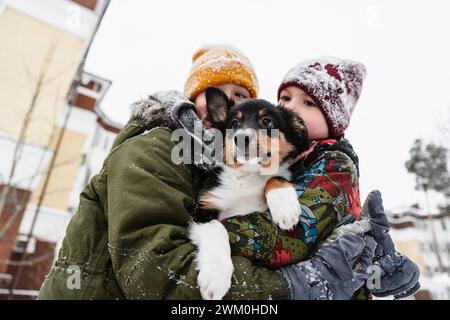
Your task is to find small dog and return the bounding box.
[189,87,308,300]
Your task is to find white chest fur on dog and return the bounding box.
[190,161,295,300]
[205,163,292,220]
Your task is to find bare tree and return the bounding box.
[0,37,76,298]
[0,38,59,220]
[3,1,111,299]
[0,85,60,240]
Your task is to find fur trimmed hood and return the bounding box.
[129,90,190,128]
[127,90,216,170]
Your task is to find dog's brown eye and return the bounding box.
[231,119,239,129]
[261,117,273,128]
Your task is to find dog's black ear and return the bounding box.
[278,106,308,139]
[205,87,230,128]
[290,116,309,149]
[278,105,309,149]
[291,116,308,137]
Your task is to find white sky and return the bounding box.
[85,0,450,212]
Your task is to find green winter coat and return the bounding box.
[38,115,290,300]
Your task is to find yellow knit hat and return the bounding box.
[184,44,259,101]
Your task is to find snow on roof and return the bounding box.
[387,205,449,219]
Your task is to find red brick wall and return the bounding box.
[97,117,121,134]
[6,240,55,298]
[72,93,97,112]
[71,0,98,11]
[415,290,433,300]
[0,186,31,274]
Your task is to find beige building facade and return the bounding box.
[0,0,117,299]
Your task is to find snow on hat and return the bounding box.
[184,44,259,101]
[278,56,367,137]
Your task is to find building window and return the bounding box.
[441,220,447,231]
[13,239,27,253]
[13,236,36,254]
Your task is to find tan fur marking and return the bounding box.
[199,193,216,210]
[278,132,295,159]
[264,177,295,196]
[259,132,295,168]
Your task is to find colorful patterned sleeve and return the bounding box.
[220,150,361,268]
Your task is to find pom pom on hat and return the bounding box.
[278,56,367,137]
[184,44,259,101]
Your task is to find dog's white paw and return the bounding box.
[197,259,233,300]
[189,220,234,300]
[266,187,300,230]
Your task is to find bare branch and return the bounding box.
[42,61,76,86]
[0,85,62,238]
[0,37,59,219]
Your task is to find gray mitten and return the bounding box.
[279,234,377,300]
[364,190,421,299]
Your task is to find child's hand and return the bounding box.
[365,190,421,299]
[279,233,377,300]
